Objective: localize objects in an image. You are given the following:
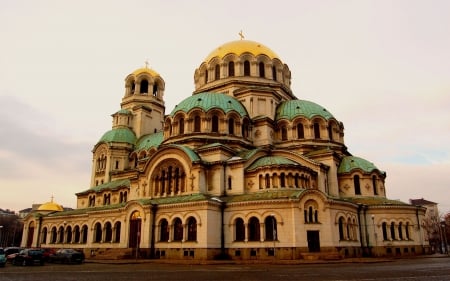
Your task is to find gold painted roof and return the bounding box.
[37,200,64,212]
[204,40,280,62]
[132,67,159,77]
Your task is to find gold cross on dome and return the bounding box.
[239,30,245,40]
[144,59,149,68]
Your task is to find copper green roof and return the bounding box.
[275,100,334,121]
[168,144,201,162]
[134,132,163,152]
[246,156,299,172]
[98,127,136,144]
[115,109,132,115]
[225,190,306,203]
[338,156,382,174]
[340,196,408,206]
[170,92,248,117]
[141,193,210,205]
[76,179,130,195]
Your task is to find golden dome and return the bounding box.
[132,67,160,77]
[37,198,64,212]
[204,40,280,62]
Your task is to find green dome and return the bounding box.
[134,132,164,152]
[338,156,381,174]
[98,127,136,144]
[247,156,299,172]
[170,92,248,117]
[115,109,132,115]
[276,100,334,121]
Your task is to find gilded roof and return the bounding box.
[338,156,382,174]
[98,127,137,145]
[246,156,299,172]
[37,201,63,212]
[170,92,248,117]
[204,40,280,62]
[132,67,160,77]
[276,100,334,121]
[134,132,164,153]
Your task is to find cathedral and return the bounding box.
[21,38,428,260]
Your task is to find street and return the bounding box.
[1,257,449,281]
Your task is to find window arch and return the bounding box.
[194,115,201,132]
[228,118,235,135]
[328,125,333,141]
[58,226,64,243]
[338,217,345,240]
[215,64,220,80]
[372,175,378,195]
[265,216,277,241]
[51,227,57,243]
[114,222,121,243]
[382,222,388,240]
[211,115,219,133]
[398,222,403,240]
[281,126,288,141]
[81,225,88,244]
[405,222,410,240]
[390,222,396,240]
[41,227,48,244]
[173,218,183,241]
[235,218,245,241]
[228,61,235,76]
[105,222,112,242]
[272,66,277,81]
[259,62,265,77]
[248,217,260,241]
[313,122,321,139]
[94,222,102,243]
[66,225,72,243]
[187,217,197,241]
[297,123,304,139]
[244,61,250,76]
[140,79,148,94]
[354,175,361,195]
[153,84,158,96]
[179,118,184,134]
[204,70,208,84]
[160,219,169,242]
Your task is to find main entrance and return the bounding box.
[307,230,320,252]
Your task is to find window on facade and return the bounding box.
[338,217,345,240]
[140,79,148,94]
[265,216,277,241]
[354,175,361,195]
[248,217,260,241]
[51,227,57,243]
[41,227,47,244]
[235,218,245,241]
[105,222,112,242]
[179,118,184,134]
[160,219,169,242]
[244,61,250,76]
[131,81,135,94]
[390,222,396,240]
[228,118,234,135]
[194,116,201,132]
[242,119,249,138]
[272,66,277,81]
[173,218,183,241]
[405,222,410,240]
[297,123,304,139]
[328,125,333,141]
[187,217,197,241]
[398,222,403,240]
[313,122,320,139]
[153,84,158,96]
[228,176,232,190]
[82,225,88,244]
[259,62,265,77]
[114,222,121,243]
[73,226,80,243]
[265,174,270,189]
[382,222,388,240]
[228,61,235,76]
[215,64,220,80]
[95,222,102,243]
[372,175,378,195]
[204,70,208,84]
[281,126,288,141]
[280,173,286,187]
[212,115,219,133]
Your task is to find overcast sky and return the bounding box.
[1,0,449,214]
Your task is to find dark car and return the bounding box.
[49,249,85,264]
[0,248,6,267]
[13,249,45,266]
[5,247,23,263]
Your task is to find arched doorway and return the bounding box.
[26,221,35,247]
[129,211,142,249]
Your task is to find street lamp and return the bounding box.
[136,217,141,260]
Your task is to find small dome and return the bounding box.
[134,131,164,153]
[132,67,160,77]
[170,92,248,117]
[204,40,280,62]
[38,199,63,212]
[246,156,299,172]
[276,100,335,121]
[338,156,382,174]
[98,127,137,145]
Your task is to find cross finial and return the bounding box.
[238,30,245,40]
[144,59,149,68]
[51,195,54,202]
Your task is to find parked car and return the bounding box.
[4,247,23,263]
[40,248,56,262]
[48,249,85,264]
[0,248,6,267]
[13,249,45,266]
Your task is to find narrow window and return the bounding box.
[212,115,219,133]
[115,160,119,170]
[228,118,234,135]
[398,222,403,240]
[405,222,410,240]
[235,218,245,241]
[228,61,235,76]
[280,173,286,187]
[95,222,102,243]
[259,62,265,77]
[215,64,220,80]
[390,222,396,240]
[248,217,260,241]
[354,175,361,195]
[228,176,232,190]
[194,116,201,132]
[244,61,250,76]
[131,81,135,94]
[187,217,197,241]
[297,123,304,139]
[328,125,333,141]
[265,216,277,241]
[153,84,158,96]
[140,79,148,94]
[372,175,378,195]
[173,218,183,241]
[204,70,208,84]
[160,219,169,242]
[308,206,313,223]
[265,174,270,189]
[179,118,184,134]
[339,217,345,240]
[272,66,277,81]
[314,122,321,139]
[281,126,288,140]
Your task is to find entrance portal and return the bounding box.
[307,230,320,252]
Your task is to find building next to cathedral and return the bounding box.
[21,38,429,260]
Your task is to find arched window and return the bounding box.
[41,227,48,244]
[265,216,277,241]
[281,126,288,140]
[160,219,169,242]
[140,79,148,94]
[211,115,219,133]
[390,222,396,240]
[215,64,220,80]
[405,222,410,240]
[280,173,286,187]
[51,227,57,243]
[58,226,64,243]
[338,217,345,240]
[244,61,250,76]
[248,217,260,241]
[382,222,388,240]
[313,122,320,139]
[372,175,378,195]
[153,84,158,96]
[105,222,112,242]
[173,218,183,241]
[228,61,235,76]
[328,125,333,141]
[179,118,184,134]
[259,62,265,77]
[81,225,88,244]
[272,66,277,81]
[228,118,234,135]
[94,222,102,243]
[354,175,361,195]
[131,81,135,94]
[265,174,270,189]
[66,226,72,243]
[242,119,249,138]
[114,222,121,243]
[297,123,304,139]
[194,115,201,132]
[398,222,403,240]
[204,70,208,84]
[235,218,245,241]
[187,217,197,241]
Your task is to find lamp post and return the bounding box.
[0,225,3,247]
[135,217,141,260]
